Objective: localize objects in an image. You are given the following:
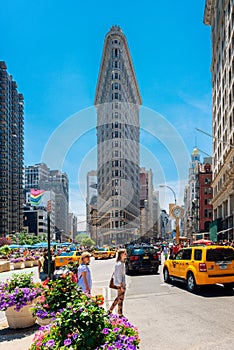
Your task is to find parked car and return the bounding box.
[55,251,82,268]
[153,246,162,265]
[93,247,116,260]
[163,245,234,292]
[125,245,159,275]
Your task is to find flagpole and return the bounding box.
[47,212,51,279]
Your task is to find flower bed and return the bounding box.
[24,260,34,268]
[33,256,39,266]
[0,272,41,312]
[29,273,140,349]
[0,261,10,273]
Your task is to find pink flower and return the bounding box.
[39,295,46,303]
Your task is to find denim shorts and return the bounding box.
[40,271,48,281]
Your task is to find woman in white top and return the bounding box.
[109,249,127,317]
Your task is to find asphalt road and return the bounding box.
[0,259,234,350]
[90,257,234,350]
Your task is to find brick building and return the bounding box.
[197,162,213,232]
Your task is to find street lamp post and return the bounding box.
[159,185,177,205]
[160,184,180,244]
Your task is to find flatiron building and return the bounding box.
[95,26,142,245]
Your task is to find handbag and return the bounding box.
[109,274,118,289]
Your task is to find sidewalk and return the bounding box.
[0,287,104,350]
[0,319,36,350]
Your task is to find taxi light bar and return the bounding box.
[199,263,207,272]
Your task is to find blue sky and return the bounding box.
[0,0,212,227]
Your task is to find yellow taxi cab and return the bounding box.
[93,247,116,260]
[55,251,82,268]
[163,245,234,292]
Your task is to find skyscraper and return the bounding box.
[204,1,234,241]
[184,148,201,240]
[95,26,142,245]
[24,163,69,241]
[0,61,24,237]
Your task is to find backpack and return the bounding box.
[43,257,55,275]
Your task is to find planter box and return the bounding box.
[24,260,34,268]
[0,261,10,273]
[13,262,24,269]
[37,316,53,326]
[33,260,38,266]
[5,304,36,329]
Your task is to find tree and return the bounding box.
[75,233,89,244]
[81,237,95,247]
[11,231,45,245]
[0,237,12,247]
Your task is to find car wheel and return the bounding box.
[223,283,234,290]
[163,267,171,283]
[187,272,197,293]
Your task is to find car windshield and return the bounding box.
[132,247,156,255]
[59,252,74,257]
[206,248,234,262]
[97,248,108,252]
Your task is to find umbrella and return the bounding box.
[32,241,58,248]
[192,239,213,246]
[9,244,21,249]
[32,242,48,248]
[59,242,71,247]
[21,244,35,249]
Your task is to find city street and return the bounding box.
[0,258,234,350]
[90,258,234,350]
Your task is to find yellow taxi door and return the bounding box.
[170,250,184,277]
[178,248,192,279]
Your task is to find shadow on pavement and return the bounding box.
[0,324,39,343]
[169,280,234,298]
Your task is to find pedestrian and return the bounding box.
[164,246,169,260]
[77,251,92,294]
[109,249,127,317]
[38,249,55,281]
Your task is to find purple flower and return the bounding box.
[46,339,55,348]
[113,327,120,333]
[102,328,110,335]
[64,338,72,346]
[72,333,78,340]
